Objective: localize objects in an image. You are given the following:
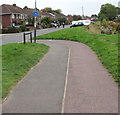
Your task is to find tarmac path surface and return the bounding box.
[54,40,118,113]
[2,40,118,113]
[3,41,69,113]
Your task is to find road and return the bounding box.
[1,26,69,45]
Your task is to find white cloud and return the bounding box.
[0,0,118,16]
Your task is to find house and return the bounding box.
[23,6,41,25]
[40,12,56,20]
[0,3,67,29]
[67,15,73,23]
[0,4,27,28]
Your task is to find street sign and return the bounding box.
[33,11,39,17]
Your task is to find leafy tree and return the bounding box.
[116,7,120,15]
[57,17,67,24]
[27,15,34,25]
[91,14,97,18]
[98,3,117,21]
[41,7,52,13]
[73,15,82,21]
[41,17,52,28]
[53,9,62,14]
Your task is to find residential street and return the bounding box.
[1,26,69,45]
[2,40,118,113]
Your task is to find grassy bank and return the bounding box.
[37,27,119,85]
[2,43,49,98]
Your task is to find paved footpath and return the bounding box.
[3,40,118,113]
[3,41,69,113]
[55,40,118,113]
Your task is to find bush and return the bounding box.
[86,21,119,34]
[26,27,30,31]
[20,24,26,32]
[116,23,120,33]
[41,17,52,28]
[1,27,20,34]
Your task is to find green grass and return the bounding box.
[2,43,49,98]
[37,27,119,85]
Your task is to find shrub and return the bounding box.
[1,27,20,34]
[20,24,26,32]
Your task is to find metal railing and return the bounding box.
[23,32,32,44]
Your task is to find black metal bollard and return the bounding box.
[30,32,32,43]
[23,32,32,44]
[23,33,26,44]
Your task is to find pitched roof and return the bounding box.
[0,4,24,14]
[23,7,35,15]
[23,7,41,16]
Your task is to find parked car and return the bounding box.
[70,22,84,28]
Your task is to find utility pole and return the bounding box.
[82,6,84,19]
[34,0,37,43]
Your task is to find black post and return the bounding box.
[34,26,36,43]
[34,0,37,43]
[23,33,26,44]
[30,32,32,43]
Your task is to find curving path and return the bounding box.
[2,40,118,113]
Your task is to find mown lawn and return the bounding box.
[2,43,49,98]
[37,27,119,85]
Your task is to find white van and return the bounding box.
[72,20,91,26]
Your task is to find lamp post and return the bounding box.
[34,0,37,43]
[82,6,84,19]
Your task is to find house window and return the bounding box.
[19,15,21,19]
[12,14,15,19]
[16,15,18,19]
[21,14,24,19]
[21,14,23,19]
[20,14,23,19]
[25,14,27,19]
[0,23,2,29]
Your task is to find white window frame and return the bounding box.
[12,14,15,19]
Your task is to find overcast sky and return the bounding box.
[0,0,119,16]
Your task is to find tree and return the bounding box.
[91,14,97,18]
[73,15,82,21]
[53,9,62,14]
[41,7,52,13]
[116,7,120,15]
[27,15,34,25]
[41,17,52,28]
[98,3,117,21]
[57,17,67,24]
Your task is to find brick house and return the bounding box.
[66,15,73,23]
[40,12,56,20]
[0,4,28,28]
[23,6,41,25]
[0,3,67,29]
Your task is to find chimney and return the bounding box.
[13,4,16,7]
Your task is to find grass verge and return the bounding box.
[2,43,49,98]
[37,27,119,85]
